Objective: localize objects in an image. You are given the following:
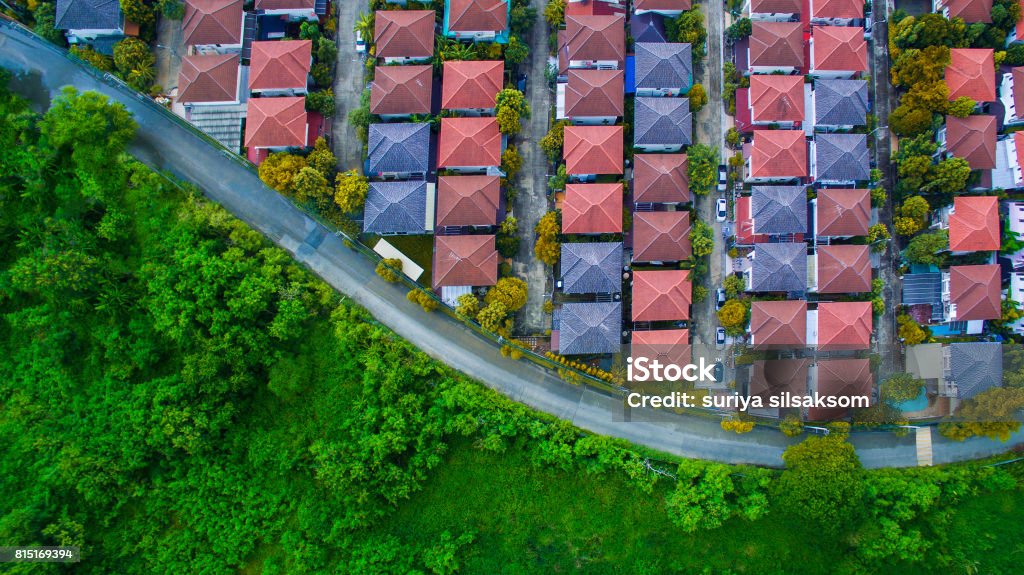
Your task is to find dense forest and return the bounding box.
[0,75,1021,575]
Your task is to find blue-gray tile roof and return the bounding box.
[751,242,807,292]
[56,0,121,30]
[561,242,622,294]
[363,180,428,234]
[368,123,430,175]
[635,97,692,147]
[815,133,869,182]
[635,42,692,90]
[949,342,1002,400]
[752,186,807,234]
[814,79,868,127]
[558,302,622,355]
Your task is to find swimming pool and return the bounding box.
[895,385,929,412]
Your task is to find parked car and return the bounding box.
[355,31,366,53]
[716,327,726,348]
[517,73,527,92]
[716,288,726,309]
[712,362,724,383]
[717,165,727,192]
[716,198,727,222]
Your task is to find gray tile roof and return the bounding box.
[815,133,869,182]
[635,42,692,90]
[368,123,430,175]
[949,342,1002,400]
[814,79,868,127]
[635,97,692,147]
[901,272,945,322]
[561,242,622,294]
[56,0,121,30]
[631,13,668,44]
[558,302,622,355]
[752,186,807,234]
[751,242,807,292]
[363,180,427,234]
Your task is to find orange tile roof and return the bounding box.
[256,0,313,9]
[183,0,242,46]
[1016,132,1024,180]
[945,115,996,170]
[442,60,503,110]
[438,117,502,168]
[940,0,992,22]
[632,211,692,262]
[435,175,500,227]
[749,21,803,69]
[632,270,692,322]
[812,26,867,73]
[177,53,239,104]
[433,235,499,288]
[244,96,308,149]
[949,196,1000,252]
[632,154,688,203]
[751,0,801,13]
[751,300,807,348]
[564,125,624,175]
[634,0,692,9]
[370,65,433,115]
[447,0,508,32]
[565,15,626,67]
[631,329,691,367]
[812,0,863,19]
[946,49,996,103]
[816,244,871,293]
[249,40,312,91]
[950,264,1001,321]
[374,10,435,59]
[809,358,872,420]
[815,188,869,236]
[750,130,807,178]
[750,75,804,123]
[1014,68,1024,118]
[816,301,871,350]
[564,69,625,119]
[562,183,623,234]
[750,358,810,401]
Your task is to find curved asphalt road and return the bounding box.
[2,24,1019,468]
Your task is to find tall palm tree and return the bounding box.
[353,12,374,39]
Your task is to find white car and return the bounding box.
[716,198,727,222]
[355,31,366,53]
[715,327,726,349]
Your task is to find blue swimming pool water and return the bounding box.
[895,386,929,412]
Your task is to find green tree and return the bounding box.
[947,96,976,117]
[867,223,891,252]
[870,186,887,208]
[119,0,155,27]
[259,152,308,194]
[725,127,740,147]
[775,434,865,531]
[496,89,529,135]
[670,8,707,58]
[544,0,565,26]
[904,230,948,265]
[690,219,714,257]
[926,157,971,194]
[723,275,745,298]
[540,120,570,161]
[33,2,67,44]
[334,170,369,213]
[505,35,529,64]
[112,37,156,91]
[687,144,718,195]
[501,146,523,178]
[688,83,708,113]
[726,17,752,40]
[665,460,771,532]
[70,45,114,72]
[291,167,332,206]
[939,387,1024,441]
[306,89,336,116]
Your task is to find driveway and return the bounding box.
[332,0,368,172]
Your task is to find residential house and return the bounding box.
[254,0,318,21]
[634,42,693,96]
[433,234,499,289]
[992,131,1024,190]
[809,26,867,79]
[444,0,510,43]
[244,96,309,164]
[811,79,868,130]
[1008,272,1024,334]
[747,359,809,419]
[374,10,435,64]
[949,264,1002,329]
[634,97,692,152]
[177,53,241,106]
[750,185,807,239]
[812,188,870,238]
[370,65,433,119]
[559,69,625,125]
[745,242,808,292]
[632,153,690,204]
[810,0,864,25]
[999,67,1024,126]
[746,74,804,128]
[1007,201,1024,270]
[811,244,872,293]
[435,175,500,229]
[564,125,624,179]
[934,0,992,23]
[811,133,870,184]
[562,183,624,234]
[940,115,996,188]
[632,211,692,263]
[367,122,431,179]
[55,0,124,49]
[442,60,503,115]
[947,195,1000,253]
[631,329,691,369]
[808,301,872,351]
[556,302,622,355]
[566,0,627,17]
[183,0,243,53]
[750,300,808,349]
[363,180,432,235]
[632,270,692,322]
[749,0,801,21]
[808,359,872,420]
[745,21,803,75]
[901,270,947,325]
[745,129,808,182]
[945,48,996,104]
[560,242,623,294]
[633,0,691,16]
[564,15,626,70]
[437,117,503,173]
[248,40,311,97]
[940,343,1004,405]
[631,12,669,43]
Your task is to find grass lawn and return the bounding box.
[378,234,434,283]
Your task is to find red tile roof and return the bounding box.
[177,53,239,104]
[749,130,807,178]
[1014,68,1024,118]
[442,60,503,110]
[751,300,807,348]
[632,211,692,262]
[566,0,627,15]
[371,65,433,115]
[812,0,864,19]
[812,26,867,73]
[634,0,692,9]
[945,115,996,170]
[438,117,502,168]
[433,235,499,288]
[256,0,313,9]
[564,69,625,119]
[374,10,435,60]
[940,0,992,22]
[736,196,769,244]
[183,0,242,46]
[749,21,803,69]
[815,188,870,236]
[244,96,308,149]
[447,0,508,32]
[632,154,689,203]
[809,358,871,420]
[946,49,996,103]
[816,244,871,293]
[631,329,691,367]
[949,196,1000,252]
[564,125,624,175]
[562,183,623,234]
[632,270,692,322]
[950,264,1001,321]
[249,40,312,91]
[751,0,801,13]
[565,15,626,68]
[749,75,804,123]
[435,175,500,227]
[816,301,871,350]
[750,358,810,401]
[1016,132,1024,181]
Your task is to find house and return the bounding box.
[55,0,124,49]
[948,195,1000,253]
[808,359,872,420]
[944,343,1003,401]
[810,0,863,25]
[560,242,623,293]
[632,154,689,204]
[992,131,1024,190]
[634,97,692,152]
[633,0,691,16]
[244,97,309,163]
[809,301,872,351]
[631,12,669,43]
[556,302,622,355]
[367,123,431,179]
[443,0,510,43]
[750,300,807,349]
[811,133,869,184]
[750,185,807,238]
[363,180,432,235]
[940,115,996,176]
[374,10,435,64]
[949,264,1001,324]
[945,49,996,104]
[437,117,502,173]
[433,234,499,289]
[934,0,992,23]
[435,175,500,229]
[631,329,691,368]
[634,42,693,96]
[183,0,243,53]
[1007,272,1024,333]
[746,21,803,75]
[566,0,627,17]
[747,74,804,128]
[901,270,947,325]
[559,69,625,125]
[564,15,626,70]
[812,244,871,293]
[745,130,807,182]
[248,40,312,97]
[564,125,624,179]
[999,67,1024,126]
[370,65,433,119]
[177,53,241,105]
[749,0,801,21]
[562,183,623,234]
[811,79,868,130]
[254,0,318,21]
[745,242,808,292]
[632,211,692,262]
[809,26,867,79]
[442,60,503,115]
[632,270,692,322]
[813,188,870,237]
[747,359,809,418]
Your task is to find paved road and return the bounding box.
[331,0,368,172]
[153,16,183,96]
[3,23,1020,468]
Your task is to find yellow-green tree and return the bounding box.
[534,211,561,265]
[939,387,1024,441]
[375,258,403,283]
[291,167,332,205]
[334,170,369,213]
[717,299,749,336]
[688,83,708,112]
[544,0,565,26]
[306,136,337,177]
[259,152,308,194]
[485,277,528,312]
[477,300,508,332]
[501,146,522,178]
[897,314,927,345]
[455,293,480,317]
[540,120,570,161]
[496,89,529,135]
[407,288,438,312]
